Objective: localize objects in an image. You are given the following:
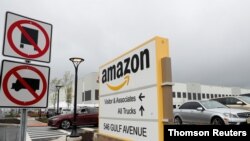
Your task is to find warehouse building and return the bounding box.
[48,72,250,110]
[172,83,250,109]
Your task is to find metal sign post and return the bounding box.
[19,60,30,141]
[1,11,52,141]
[20,108,27,141]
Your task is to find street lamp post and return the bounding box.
[69,57,84,137]
[56,85,63,115]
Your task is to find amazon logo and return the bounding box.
[102,48,150,91]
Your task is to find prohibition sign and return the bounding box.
[7,20,50,58]
[2,65,47,106]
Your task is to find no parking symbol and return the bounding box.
[0,60,50,108]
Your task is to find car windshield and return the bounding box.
[238,96,250,104]
[200,100,227,109]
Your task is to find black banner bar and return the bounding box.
[164,125,250,140]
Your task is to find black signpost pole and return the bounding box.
[56,85,63,115]
[69,57,84,138]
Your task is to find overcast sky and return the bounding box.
[1,0,250,88]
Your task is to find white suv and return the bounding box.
[213,96,250,111]
[61,108,72,114]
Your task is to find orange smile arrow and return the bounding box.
[106,75,130,91]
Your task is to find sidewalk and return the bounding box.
[27,116,47,127]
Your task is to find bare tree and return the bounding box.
[66,86,73,108]
[49,78,61,110]
[61,71,73,108]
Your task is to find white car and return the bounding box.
[174,100,250,125]
[61,108,72,114]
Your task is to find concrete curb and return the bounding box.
[0,123,20,127]
[0,123,20,141]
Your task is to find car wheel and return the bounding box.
[174,117,182,125]
[211,117,224,125]
[61,120,71,129]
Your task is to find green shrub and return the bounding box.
[36,117,48,123]
[0,118,20,124]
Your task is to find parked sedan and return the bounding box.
[48,107,98,129]
[174,100,250,125]
[213,96,250,111]
[240,93,250,97]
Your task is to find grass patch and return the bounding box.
[36,117,48,123]
[0,118,20,124]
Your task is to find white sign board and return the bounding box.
[0,60,50,108]
[3,12,52,63]
[100,119,159,141]
[100,84,158,119]
[99,37,169,141]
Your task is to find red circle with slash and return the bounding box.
[2,65,47,106]
[7,20,50,58]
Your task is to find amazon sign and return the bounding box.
[100,42,157,94]
[99,37,169,141]
[101,48,151,91]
